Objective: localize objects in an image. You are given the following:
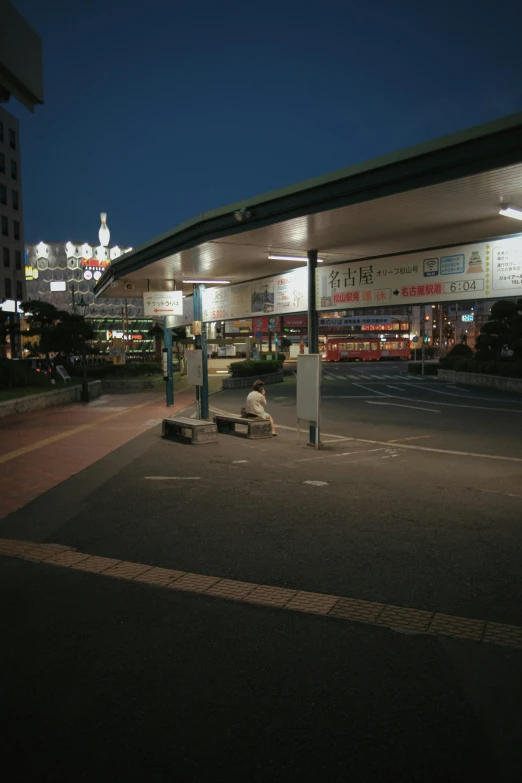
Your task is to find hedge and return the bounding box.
[443,358,522,378]
[0,359,54,390]
[228,359,283,378]
[80,362,164,379]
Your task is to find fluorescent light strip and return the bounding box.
[268,254,324,263]
[182,280,230,284]
[499,206,522,221]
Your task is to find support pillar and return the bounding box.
[164,317,174,406]
[307,249,320,446]
[193,284,209,419]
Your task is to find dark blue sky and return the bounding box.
[10,0,522,246]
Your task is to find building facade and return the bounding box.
[0,106,25,355]
[24,240,156,359]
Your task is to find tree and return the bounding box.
[20,300,95,360]
[475,299,522,360]
[20,300,63,359]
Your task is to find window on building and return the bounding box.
[9,128,16,151]
[13,220,20,240]
[0,184,6,206]
[10,159,17,180]
[3,247,10,267]
[12,190,19,210]
[0,153,5,174]
[16,280,23,301]
[5,278,12,298]
[1,215,8,237]
[15,250,21,270]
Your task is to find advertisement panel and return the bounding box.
[317,235,522,310]
[202,267,307,322]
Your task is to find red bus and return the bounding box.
[325,337,410,361]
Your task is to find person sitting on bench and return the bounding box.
[245,379,278,436]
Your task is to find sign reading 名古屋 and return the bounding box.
[143,291,183,317]
[316,236,522,310]
[197,234,522,323]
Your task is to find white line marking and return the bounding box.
[296,448,387,462]
[386,385,404,391]
[367,401,440,413]
[373,394,522,413]
[303,480,329,486]
[411,385,522,404]
[144,476,202,480]
[352,382,389,397]
[476,489,522,499]
[232,460,249,464]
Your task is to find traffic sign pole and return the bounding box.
[164,317,174,407]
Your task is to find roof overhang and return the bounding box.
[95,112,522,300]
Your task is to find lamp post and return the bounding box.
[77,295,90,402]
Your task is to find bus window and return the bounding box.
[387,342,398,350]
[346,342,355,350]
[371,342,378,350]
[339,343,346,350]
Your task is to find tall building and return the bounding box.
[0,106,24,309]
[0,0,43,357]
[24,237,156,360]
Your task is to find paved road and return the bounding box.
[2,364,522,780]
[272,362,522,459]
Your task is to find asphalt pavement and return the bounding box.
[2,361,522,781]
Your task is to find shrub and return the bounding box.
[82,362,163,379]
[228,359,282,378]
[443,358,522,378]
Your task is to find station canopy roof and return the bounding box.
[95,112,522,300]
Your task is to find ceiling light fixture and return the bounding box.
[268,254,324,263]
[182,279,230,285]
[499,206,522,221]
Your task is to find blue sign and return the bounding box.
[440,254,465,275]
[255,330,263,338]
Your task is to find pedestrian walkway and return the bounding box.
[0,386,196,519]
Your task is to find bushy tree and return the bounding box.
[475,299,522,360]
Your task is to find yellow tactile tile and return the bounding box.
[329,597,385,624]
[168,573,221,593]
[483,622,522,649]
[377,605,433,632]
[243,585,297,607]
[429,613,485,641]
[206,579,259,600]
[70,556,122,574]
[286,591,340,615]
[134,567,186,587]
[103,562,153,580]
[2,537,522,652]
[45,551,93,568]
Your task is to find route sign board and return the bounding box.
[143,291,183,317]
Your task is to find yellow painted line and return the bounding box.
[0,396,164,466]
[0,538,521,651]
[387,435,433,443]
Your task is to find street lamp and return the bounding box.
[77,295,90,402]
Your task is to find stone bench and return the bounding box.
[213,413,272,439]
[162,417,217,444]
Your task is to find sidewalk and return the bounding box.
[0,384,196,519]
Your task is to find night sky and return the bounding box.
[9,0,522,247]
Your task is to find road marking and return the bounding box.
[303,480,329,486]
[144,476,201,480]
[367,401,440,413]
[353,382,390,396]
[412,385,522,403]
[380,394,522,413]
[296,448,387,462]
[388,435,433,442]
[476,489,522,499]
[0,395,164,466]
[1,537,521,650]
[386,385,404,391]
[232,460,249,464]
